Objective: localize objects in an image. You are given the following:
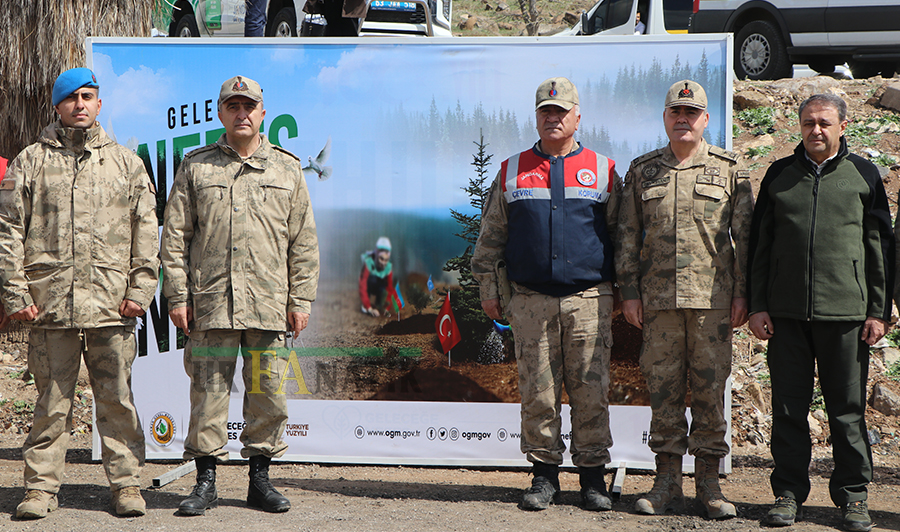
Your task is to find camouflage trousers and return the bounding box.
[640,309,731,458]
[507,282,613,467]
[24,326,144,493]
[183,329,289,460]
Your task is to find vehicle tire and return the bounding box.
[734,20,792,80]
[267,7,297,37]
[808,60,836,74]
[174,13,200,37]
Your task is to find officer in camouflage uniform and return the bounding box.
[0,68,159,519]
[615,80,753,519]
[472,77,620,512]
[161,75,319,516]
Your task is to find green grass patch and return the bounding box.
[737,107,776,130]
[747,145,774,158]
[872,154,897,167]
[887,361,900,382]
[885,327,900,348]
[13,400,34,414]
[810,387,826,412]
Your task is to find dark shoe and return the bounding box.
[764,495,801,527]
[841,500,873,532]
[248,455,291,513]
[521,462,560,511]
[578,466,611,511]
[178,456,218,516]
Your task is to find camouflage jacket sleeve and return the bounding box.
[286,172,319,315]
[605,166,624,268]
[729,167,755,300]
[614,159,643,301]
[160,160,195,311]
[0,153,35,314]
[125,153,161,310]
[471,171,508,301]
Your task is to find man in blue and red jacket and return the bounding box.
[472,77,620,512]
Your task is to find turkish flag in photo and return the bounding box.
[435,292,461,353]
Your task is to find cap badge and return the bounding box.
[233,77,248,92]
[678,82,693,99]
[549,81,558,97]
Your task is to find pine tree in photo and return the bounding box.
[442,130,501,359]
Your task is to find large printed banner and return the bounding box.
[87,35,733,469]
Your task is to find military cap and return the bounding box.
[535,77,579,111]
[665,79,707,109]
[218,75,263,106]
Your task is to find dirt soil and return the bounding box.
[2,76,900,530]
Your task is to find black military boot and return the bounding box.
[521,461,560,510]
[178,456,218,516]
[247,455,291,512]
[579,466,612,511]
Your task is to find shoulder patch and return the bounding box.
[271,144,301,162]
[183,143,218,160]
[708,145,738,162]
[632,148,663,166]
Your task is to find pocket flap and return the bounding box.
[641,186,667,201]
[695,183,725,200]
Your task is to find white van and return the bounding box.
[689,0,900,80]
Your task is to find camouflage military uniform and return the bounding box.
[0,122,159,492]
[472,144,621,468]
[615,139,753,458]
[161,133,319,460]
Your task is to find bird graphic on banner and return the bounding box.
[302,136,333,181]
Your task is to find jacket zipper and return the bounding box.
[807,172,822,320]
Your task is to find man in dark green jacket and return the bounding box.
[748,93,894,532]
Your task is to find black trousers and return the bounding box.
[767,317,872,506]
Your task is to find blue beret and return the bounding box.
[52,68,100,107]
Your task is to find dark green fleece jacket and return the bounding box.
[748,137,895,321]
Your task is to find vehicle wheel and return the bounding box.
[267,7,297,37]
[734,20,792,80]
[174,13,200,37]
[808,60,836,74]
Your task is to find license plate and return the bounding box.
[370,1,416,11]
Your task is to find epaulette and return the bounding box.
[183,143,218,160]
[631,148,664,166]
[271,144,301,162]
[708,144,739,162]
